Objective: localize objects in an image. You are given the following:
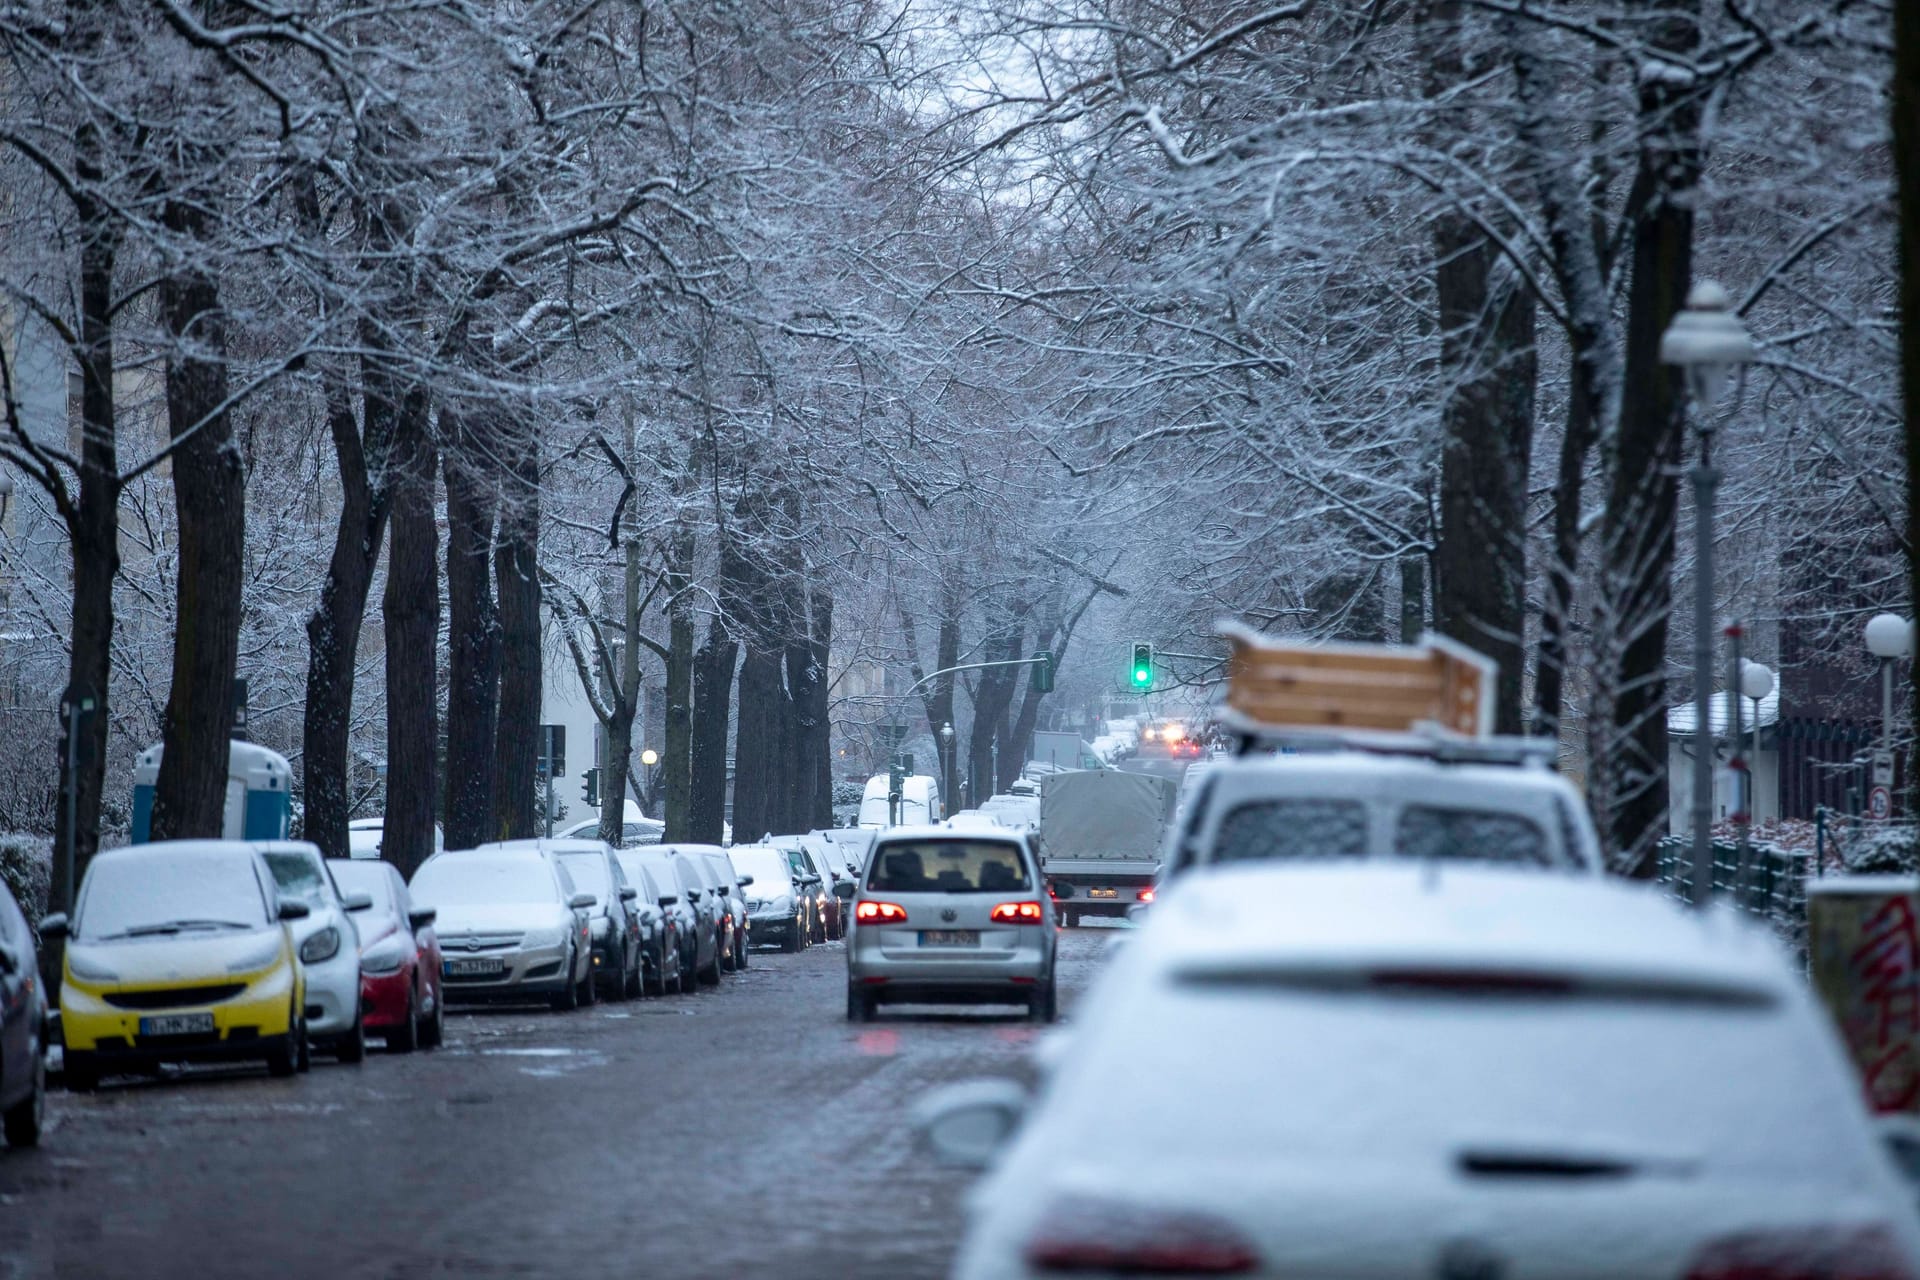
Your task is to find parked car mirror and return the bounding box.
[342,893,375,912]
[407,907,437,930]
[685,888,702,902]
[0,945,15,974]
[657,895,679,908]
[38,912,68,940]
[277,898,311,922]
[619,886,639,902]
[802,875,821,887]
[832,881,855,900]
[737,875,754,888]
[913,1079,1029,1170]
[568,892,596,911]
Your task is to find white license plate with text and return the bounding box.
[140,1013,215,1037]
[919,930,979,947]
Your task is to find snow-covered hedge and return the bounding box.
[0,833,52,939]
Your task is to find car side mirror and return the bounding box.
[737,875,754,888]
[657,895,679,908]
[619,886,639,902]
[914,1079,1029,1170]
[407,907,437,930]
[0,945,14,975]
[38,912,69,941]
[802,875,821,887]
[685,888,702,902]
[832,881,855,900]
[343,893,374,912]
[568,892,596,911]
[278,898,311,922]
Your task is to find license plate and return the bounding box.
[919,930,979,947]
[445,957,506,977]
[1088,887,1119,899]
[139,1013,214,1037]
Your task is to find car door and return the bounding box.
[607,853,641,958]
[673,857,715,964]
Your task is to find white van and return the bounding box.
[858,773,942,828]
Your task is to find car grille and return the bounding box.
[438,932,524,952]
[104,984,246,1010]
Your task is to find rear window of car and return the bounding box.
[1394,806,1550,867]
[867,840,1031,894]
[1212,799,1369,861]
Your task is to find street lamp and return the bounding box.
[938,722,955,819]
[639,748,659,768]
[1661,280,1754,907]
[1740,660,1773,778]
[637,748,659,817]
[1865,614,1914,817]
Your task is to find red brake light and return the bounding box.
[855,900,908,924]
[1137,888,1155,904]
[991,901,1045,924]
[1685,1225,1914,1280]
[1026,1200,1259,1275]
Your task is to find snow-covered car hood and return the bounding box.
[66,927,289,984]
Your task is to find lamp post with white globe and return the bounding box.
[1864,614,1914,819]
[1661,281,1755,905]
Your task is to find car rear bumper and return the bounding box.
[847,938,1051,986]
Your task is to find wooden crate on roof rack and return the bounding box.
[1218,621,1496,739]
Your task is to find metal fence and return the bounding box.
[1653,835,1813,959]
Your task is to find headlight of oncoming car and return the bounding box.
[226,933,286,975]
[300,926,342,964]
[360,933,406,975]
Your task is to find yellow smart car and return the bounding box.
[43,841,310,1089]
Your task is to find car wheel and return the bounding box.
[782,922,802,954]
[62,1050,97,1093]
[4,1039,45,1147]
[623,945,643,1000]
[391,986,421,1053]
[699,943,722,986]
[422,988,444,1049]
[846,986,875,1022]
[295,1018,312,1073]
[266,1022,299,1078]
[576,959,597,1007]
[737,931,750,968]
[1062,910,1079,929]
[336,1014,367,1065]
[1028,976,1058,1025]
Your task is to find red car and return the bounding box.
[329,858,445,1052]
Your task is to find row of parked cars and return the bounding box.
[0,828,880,1145]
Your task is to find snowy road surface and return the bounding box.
[0,928,1119,1279]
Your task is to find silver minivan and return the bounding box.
[838,825,1056,1023]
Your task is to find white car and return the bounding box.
[928,863,1920,1280]
[410,846,596,1011]
[257,841,371,1063]
[345,816,443,860]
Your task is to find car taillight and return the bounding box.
[1685,1225,1914,1280]
[855,900,907,924]
[991,901,1045,924]
[1026,1200,1259,1275]
[1137,887,1155,904]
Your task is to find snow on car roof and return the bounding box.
[874,822,1023,845]
[1147,863,1787,994]
[1205,749,1565,790]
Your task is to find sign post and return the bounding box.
[538,725,566,838]
[58,686,96,912]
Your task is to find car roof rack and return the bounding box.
[1214,620,1549,769]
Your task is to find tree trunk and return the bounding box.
[301,370,390,858]
[1897,0,1920,780]
[1595,0,1702,876]
[689,622,737,845]
[662,527,695,841]
[1533,388,1595,742]
[801,586,833,830]
[150,199,244,842]
[967,617,1024,802]
[903,594,961,818]
[441,410,499,853]
[382,387,439,877]
[598,693,636,846]
[52,116,119,909]
[491,416,541,841]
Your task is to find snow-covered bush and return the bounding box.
[0,833,52,939]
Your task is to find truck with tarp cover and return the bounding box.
[1038,769,1178,924]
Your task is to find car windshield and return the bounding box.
[866,840,1030,894]
[555,852,612,905]
[328,860,395,916]
[732,848,794,891]
[263,850,335,908]
[1059,973,1851,1182]
[411,854,555,907]
[76,850,269,941]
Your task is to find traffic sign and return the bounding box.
[1868,785,1893,820]
[1873,749,1895,789]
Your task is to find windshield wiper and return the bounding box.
[108,919,250,938]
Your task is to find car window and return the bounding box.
[412,853,557,907]
[1394,806,1550,867]
[556,852,612,905]
[76,851,273,940]
[733,848,795,889]
[1212,799,1369,862]
[615,856,658,900]
[264,849,335,908]
[328,859,396,917]
[867,840,1031,894]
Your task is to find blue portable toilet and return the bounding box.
[131,740,293,843]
